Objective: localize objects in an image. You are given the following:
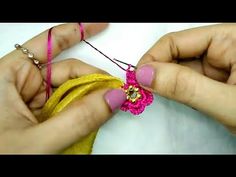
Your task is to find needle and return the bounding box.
[83,39,137,71]
[113,58,137,69]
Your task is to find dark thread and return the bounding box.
[83,39,136,71]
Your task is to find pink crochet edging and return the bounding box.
[120,66,154,115]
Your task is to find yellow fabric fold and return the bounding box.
[40,74,123,154]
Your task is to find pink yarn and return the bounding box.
[120,66,154,115]
[78,23,84,41]
[46,27,53,101]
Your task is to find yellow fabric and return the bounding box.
[40,74,123,154]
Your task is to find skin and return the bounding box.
[0,23,113,153]
[0,23,236,153]
[137,24,236,135]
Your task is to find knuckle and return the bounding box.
[160,32,176,43]
[66,58,80,65]
[76,102,96,131]
[159,32,179,58]
[67,58,109,75]
[139,53,156,66]
[53,27,72,51]
[166,67,196,104]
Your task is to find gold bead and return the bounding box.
[22,48,28,54]
[28,53,34,59]
[33,59,39,65]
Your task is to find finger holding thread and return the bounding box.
[3,23,109,65]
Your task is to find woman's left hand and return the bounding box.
[0,23,125,153]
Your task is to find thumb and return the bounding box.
[25,88,126,153]
[136,62,236,126]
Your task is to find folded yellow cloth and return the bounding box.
[40,74,123,154]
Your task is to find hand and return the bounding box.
[136,24,236,134]
[0,23,126,153]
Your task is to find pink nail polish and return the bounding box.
[104,89,126,112]
[136,65,154,87]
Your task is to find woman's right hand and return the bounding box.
[136,24,236,134]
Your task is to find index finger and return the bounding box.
[137,24,214,66]
[4,23,108,64]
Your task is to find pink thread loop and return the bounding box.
[46,27,53,101]
[78,23,85,41]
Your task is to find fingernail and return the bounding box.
[136,65,155,87]
[104,89,126,112]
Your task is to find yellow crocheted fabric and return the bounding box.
[40,74,123,154]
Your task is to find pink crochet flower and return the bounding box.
[120,67,154,115]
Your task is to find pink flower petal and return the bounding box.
[120,67,154,115]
